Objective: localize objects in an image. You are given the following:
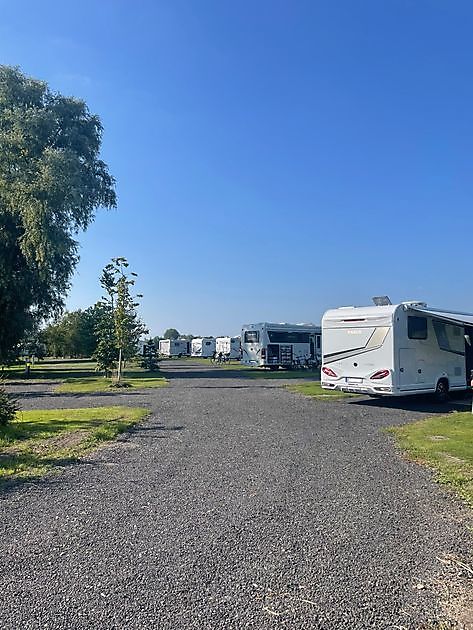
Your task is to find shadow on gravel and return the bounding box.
[15,390,152,400]
[348,393,470,414]
[183,384,280,390]
[164,368,247,380]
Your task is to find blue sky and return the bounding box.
[1,1,472,336]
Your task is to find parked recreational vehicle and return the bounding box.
[159,339,190,358]
[321,298,473,398]
[191,337,216,358]
[216,336,241,359]
[241,323,321,368]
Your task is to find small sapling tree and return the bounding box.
[97,258,148,384]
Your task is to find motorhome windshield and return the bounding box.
[244,331,259,343]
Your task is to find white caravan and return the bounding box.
[159,339,190,357]
[215,336,241,359]
[321,298,473,398]
[191,337,216,358]
[241,322,321,368]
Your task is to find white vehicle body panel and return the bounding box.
[321,302,473,396]
[241,322,321,367]
[191,337,216,358]
[159,339,190,357]
[215,336,241,359]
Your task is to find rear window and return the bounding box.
[408,316,427,340]
[244,331,259,343]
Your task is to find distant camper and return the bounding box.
[241,322,321,369]
[321,298,473,399]
[215,336,241,360]
[159,339,190,358]
[191,337,216,358]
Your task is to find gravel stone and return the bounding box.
[0,361,471,629]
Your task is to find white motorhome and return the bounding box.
[321,298,473,398]
[191,337,216,358]
[241,322,321,368]
[159,339,190,357]
[215,336,241,359]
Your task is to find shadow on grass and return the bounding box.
[3,365,97,382]
[14,390,153,402]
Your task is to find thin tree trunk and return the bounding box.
[117,347,122,383]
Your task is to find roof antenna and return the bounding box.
[372,296,392,306]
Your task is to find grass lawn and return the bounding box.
[389,412,473,507]
[1,358,168,393]
[0,406,149,481]
[2,358,97,382]
[56,371,168,393]
[287,381,357,398]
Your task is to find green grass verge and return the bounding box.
[56,372,168,393]
[388,411,473,507]
[0,406,149,481]
[2,358,97,382]
[287,381,357,398]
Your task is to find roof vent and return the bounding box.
[372,296,392,306]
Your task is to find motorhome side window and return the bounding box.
[267,331,310,343]
[433,321,464,354]
[407,316,427,340]
[244,331,259,343]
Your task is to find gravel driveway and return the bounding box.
[0,361,471,629]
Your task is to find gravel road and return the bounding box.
[0,361,471,629]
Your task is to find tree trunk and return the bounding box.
[117,347,122,383]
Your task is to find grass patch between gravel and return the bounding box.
[287,382,358,398]
[389,411,473,507]
[56,372,168,393]
[0,406,149,481]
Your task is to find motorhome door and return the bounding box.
[465,326,473,386]
[399,348,416,389]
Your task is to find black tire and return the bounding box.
[434,379,449,403]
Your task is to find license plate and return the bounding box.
[347,377,362,383]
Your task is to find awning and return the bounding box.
[409,306,473,327]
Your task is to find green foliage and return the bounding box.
[93,303,117,376]
[163,328,180,340]
[141,338,160,371]
[96,257,148,380]
[0,65,116,363]
[19,331,46,360]
[42,305,101,357]
[0,384,19,426]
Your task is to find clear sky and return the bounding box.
[1,1,472,337]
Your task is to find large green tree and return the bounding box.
[163,328,180,340]
[0,66,116,363]
[42,305,102,357]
